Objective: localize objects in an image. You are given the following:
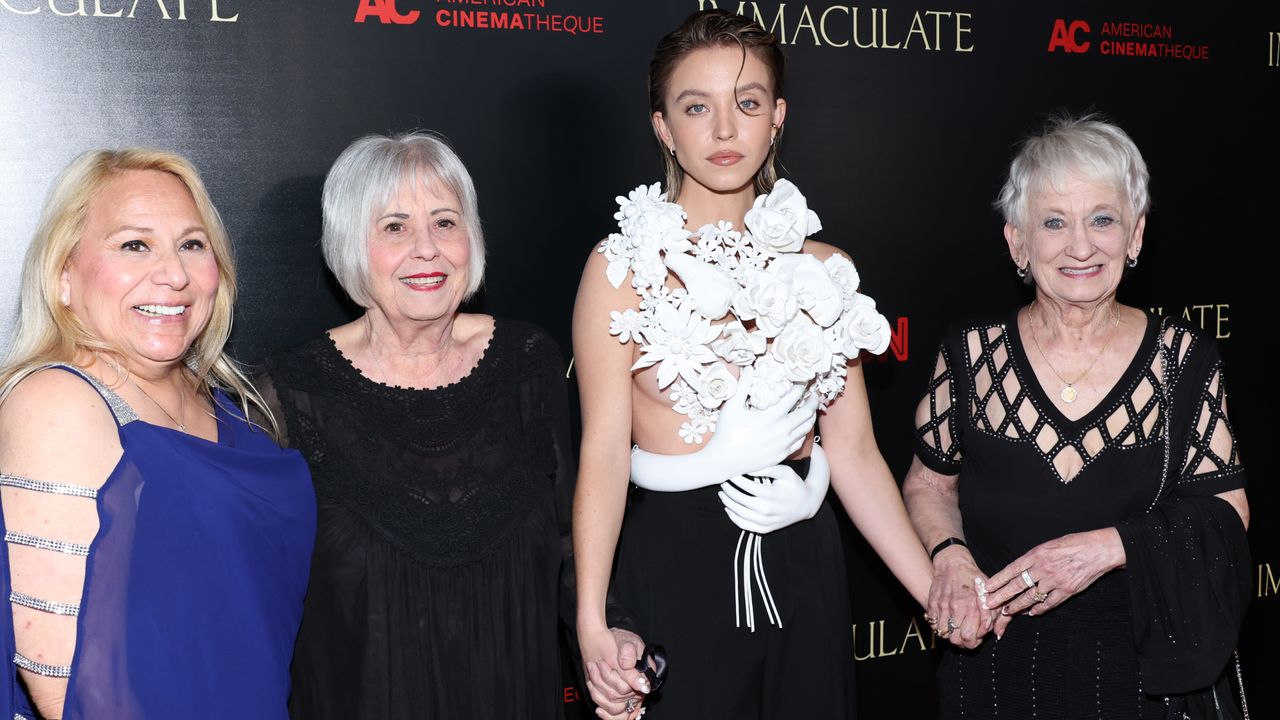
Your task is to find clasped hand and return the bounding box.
[629,368,826,533]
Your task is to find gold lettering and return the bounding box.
[1260,563,1280,597]
[902,10,929,50]
[899,616,930,654]
[955,11,974,51]
[852,622,876,661]
[0,0,40,13]
[48,0,86,16]
[879,8,901,49]
[128,0,171,19]
[697,0,717,8]
[210,0,236,21]
[1214,304,1230,339]
[93,0,122,15]
[1270,31,1279,67]
[925,10,951,51]
[851,6,876,49]
[819,5,849,47]
[748,2,786,42]
[792,3,818,46]
[1190,304,1211,329]
[876,619,899,657]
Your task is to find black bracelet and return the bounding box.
[929,537,968,561]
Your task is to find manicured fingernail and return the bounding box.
[639,679,650,693]
[1000,606,1009,616]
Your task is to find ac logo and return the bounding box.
[1048,19,1090,53]
[355,0,419,25]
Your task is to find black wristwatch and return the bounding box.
[929,537,968,561]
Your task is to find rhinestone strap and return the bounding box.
[4,530,90,556]
[17,713,34,720]
[9,590,79,617]
[0,473,97,499]
[12,652,71,678]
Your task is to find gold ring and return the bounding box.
[1032,590,1049,604]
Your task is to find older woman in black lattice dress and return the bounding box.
[902,115,1251,720]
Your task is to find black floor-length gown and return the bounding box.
[261,319,574,720]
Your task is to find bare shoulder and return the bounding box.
[803,240,852,263]
[0,368,122,484]
[576,241,640,312]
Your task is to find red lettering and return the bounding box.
[563,686,579,703]
[889,316,909,362]
[1047,18,1090,53]
[354,0,418,25]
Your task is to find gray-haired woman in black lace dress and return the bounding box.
[258,131,576,719]
[903,114,1251,719]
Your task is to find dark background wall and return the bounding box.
[2,2,1274,716]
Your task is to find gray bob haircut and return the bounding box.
[996,114,1150,229]
[321,131,486,307]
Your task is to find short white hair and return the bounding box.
[996,113,1150,229]
[321,131,486,307]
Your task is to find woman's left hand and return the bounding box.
[983,528,1126,633]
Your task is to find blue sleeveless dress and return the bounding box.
[1,365,316,719]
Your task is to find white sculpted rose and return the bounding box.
[732,270,798,337]
[832,293,892,356]
[824,253,862,311]
[746,356,796,410]
[771,314,831,382]
[711,320,767,366]
[698,362,738,409]
[743,179,822,254]
[768,254,843,328]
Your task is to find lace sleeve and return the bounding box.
[913,341,964,475]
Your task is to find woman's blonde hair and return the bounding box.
[0,148,276,436]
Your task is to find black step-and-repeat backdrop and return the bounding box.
[2,2,1275,716]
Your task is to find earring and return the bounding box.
[60,293,69,306]
[1016,264,1028,278]
[669,146,675,157]
[770,135,775,147]
[1126,256,1138,268]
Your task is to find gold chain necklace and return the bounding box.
[1027,302,1120,404]
[127,373,188,432]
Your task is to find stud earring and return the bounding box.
[60,293,69,306]
[1126,256,1138,268]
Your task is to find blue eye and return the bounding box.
[739,98,760,111]
[1042,218,1065,231]
[1090,214,1116,228]
[685,103,707,115]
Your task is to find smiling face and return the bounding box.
[1006,172,1145,308]
[60,169,220,373]
[365,176,470,326]
[652,45,785,200]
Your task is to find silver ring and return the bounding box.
[1021,570,1036,588]
[625,697,639,714]
[946,616,958,631]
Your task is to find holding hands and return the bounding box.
[924,543,994,650]
[981,528,1126,637]
[579,626,653,720]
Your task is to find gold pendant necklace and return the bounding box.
[1027,302,1120,404]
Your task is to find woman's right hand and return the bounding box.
[926,547,995,649]
[579,624,650,720]
[629,370,817,493]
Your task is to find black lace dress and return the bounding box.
[914,311,1250,720]
[259,319,574,720]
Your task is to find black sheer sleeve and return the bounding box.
[249,366,290,447]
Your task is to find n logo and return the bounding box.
[1048,19,1090,53]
